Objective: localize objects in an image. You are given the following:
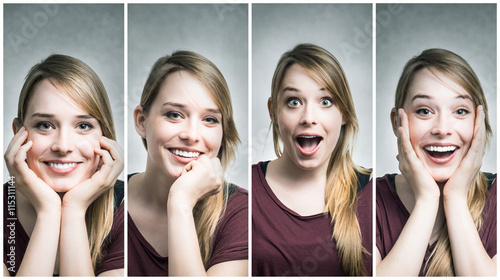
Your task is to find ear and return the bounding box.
[267,97,274,123]
[390,108,398,136]
[134,105,147,139]
[12,118,21,134]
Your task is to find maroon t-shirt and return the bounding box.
[3,182,124,276]
[252,162,373,276]
[127,185,248,276]
[376,173,497,276]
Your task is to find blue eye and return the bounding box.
[320,98,333,107]
[77,122,94,131]
[456,108,470,116]
[35,121,53,131]
[166,111,182,120]
[416,108,431,116]
[204,116,220,125]
[287,98,301,108]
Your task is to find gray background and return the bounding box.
[128,4,248,188]
[252,4,373,169]
[376,4,497,176]
[3,4,124,180]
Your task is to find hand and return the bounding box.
[62,136,124,213]
[443,105,486,200]
[169,155,223,209]
[396,109,439,201]
[4,127,61,213]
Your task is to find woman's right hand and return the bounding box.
[396,109,439,201]
[4,127,61,213]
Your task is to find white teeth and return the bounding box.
[171,149,200,158]
[48,162,77,169]
[425,146,457,152]
[298,135,318,138]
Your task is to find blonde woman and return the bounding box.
[128,50,248,276]
[252,43,372,276]
[376,49,496,276]
[3,54,124,276]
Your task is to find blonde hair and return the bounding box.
[395,48,492,276]
[17,54,116,272]
[270,43,369,275]
[139,50,240,265]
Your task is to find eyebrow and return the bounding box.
[31,113,96,119]
[282,86,327,93]
[162,102,221,114]
[410,94,473,103]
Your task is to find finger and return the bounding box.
[93,147,114,184]
[13,140,33,177]
[5,128,28,163]
[99,137,124,163]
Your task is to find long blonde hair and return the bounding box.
[16,54,116,271]
[270,43,369,275]
[139,50,240,265]
[395,48,492,276]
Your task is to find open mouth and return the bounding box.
[296,135,323,155]
[424,145,458,159]
[44,162,80,174]
[169,149,202,158]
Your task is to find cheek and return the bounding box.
[206,127,223,155]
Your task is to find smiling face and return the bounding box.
[404,68,475,182]
[140,70,223,178]
[23,79,102,192]
[275,64,345,171]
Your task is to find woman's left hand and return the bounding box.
[169,155,223,210]
[62,136,124,212]
[443,105,486,200]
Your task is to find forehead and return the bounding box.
[157,70,219,109]
[26,79,89,115]
[406,68,471,103]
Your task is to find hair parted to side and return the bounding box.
[17,54,116,272]
[270,43,369,276]
[395,48,492,276]
[139,50,240,266]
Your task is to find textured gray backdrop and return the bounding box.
[252,4,373,169]
[3,4,124,180]
[127,4,248,188]
[376,4,497,176]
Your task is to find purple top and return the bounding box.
[3,182,124,276]
[252,162,373,276]
[127,185,248,276]
[376,173,497,276]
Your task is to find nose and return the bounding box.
[51,128,76,154]
[179,119,201,143]
[430,114,453,136]
[299,103,317,126]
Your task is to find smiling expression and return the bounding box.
[140,70,223,178]
[275,64,345,171]
[23,79,102,192]
[404,68,475,182]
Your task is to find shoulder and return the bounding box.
[355,167,372,193]
[225,184,248,212]
[113,180,124,211]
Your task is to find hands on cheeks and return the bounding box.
[62,136,124,213]
[443,105,486,200]
[395,109,440,201]
[169,155,223,209]
[4,127,61,213]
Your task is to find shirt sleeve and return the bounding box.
[206,188,248,269]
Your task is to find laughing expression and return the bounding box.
[24,79,102,193]
[276,64,345,171]
[140,70,223,178]
[404,68,475,182]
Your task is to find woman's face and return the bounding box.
[23,79,102,192]
[404,68,475,182]
[275,64,345,171]
[142,70,223,178]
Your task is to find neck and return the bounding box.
[132,158,177,209]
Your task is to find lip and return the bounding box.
[43,160,81,174]
[423,143,459,164]
[168,147,204,164]
[295,133,323,156]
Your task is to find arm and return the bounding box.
[377,109,440,276]
[443,106,496,276]
[4,127,61,276]
[59,137,123,276]
[168,156,247,276]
